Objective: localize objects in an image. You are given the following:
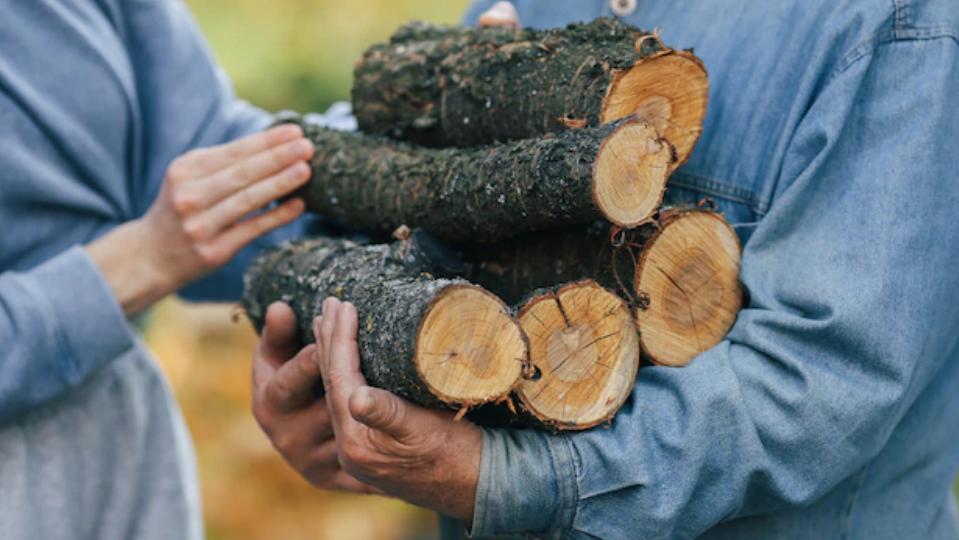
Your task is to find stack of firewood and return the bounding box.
[243,18,742,431]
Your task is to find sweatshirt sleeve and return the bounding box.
[469,34,959,540]
[0,248,136,425]
[121,0,358,303]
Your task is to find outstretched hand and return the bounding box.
[315,297,482,522]
[251,302,379,494]
[88,125,313,316]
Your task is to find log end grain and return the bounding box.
[592,118,673,228]
[516,280,640,430]
[634,209,742,367]
[416,284,528,405]
[602,51,709,170]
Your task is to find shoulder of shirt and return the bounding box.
[830,0,959,74]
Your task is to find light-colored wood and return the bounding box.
[516,280,640,430]
[602,51,709,170]
[592,118,674,228]
[416,285,528,405]
[634,209,742,367]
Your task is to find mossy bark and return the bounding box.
[243,237,476,408]
[353,18,662,147]
[282,114,650,243]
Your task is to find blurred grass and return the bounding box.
[187,0,471,115]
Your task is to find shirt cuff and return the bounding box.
[470,428,579,539]
[21,246,135,383]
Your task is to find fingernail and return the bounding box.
[313,316,323,336]
[296,139,314,159]
[279,124,303,140]
[360,390,376,418]
[292,161,311,179]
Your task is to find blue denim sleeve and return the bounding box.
[0,248,136,425]
[471,36,959,540]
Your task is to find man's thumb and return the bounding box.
[349,386,414,439]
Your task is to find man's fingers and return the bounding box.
[265,344,321,414]
[330,301,363,377]
[316,305,343,434]
[348,386,416,441]
[317,300,368,431]
[479,1,520,29]
[259,302,301,362]
[317,298,341,389]
[186,124,306,177]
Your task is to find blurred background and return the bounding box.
[151,1,472,539]
[149,1,959,539]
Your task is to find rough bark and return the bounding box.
[243,237,527,408]
[282,114,672,243]
[352,18,708,166]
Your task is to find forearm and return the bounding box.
[470,36,959,539]
[86,220,172,317]
[0,248,135,425]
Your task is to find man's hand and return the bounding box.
[251,302,378,494]
[479,1,521,29]
[88,125,313,316]
[316,297,482,522]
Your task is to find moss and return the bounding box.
[353,18,659,147]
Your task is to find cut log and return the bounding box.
[514,280,640,430]
[352,18,709,167]
[243,237,528,409]
[283,114,673,242]
[634,208,743,367]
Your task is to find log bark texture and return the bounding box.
[284,114,672,243]
[243,237,527,408]
[352,18,708,166]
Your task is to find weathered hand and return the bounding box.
[479,1,521,29]
[87,124,313,316]
[251,302,378,494]
[316,297,482,521]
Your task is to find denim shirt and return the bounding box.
[450,1,959,539]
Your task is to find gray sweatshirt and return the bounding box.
[0,0,334,537]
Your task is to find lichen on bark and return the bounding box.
[352,18,663,148]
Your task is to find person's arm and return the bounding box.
[0,249,137,426]
[0,0,318,423]
[464,34,959,539]
[103,0,325,304]
[253,25,959,540]
[0,121,312,425]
